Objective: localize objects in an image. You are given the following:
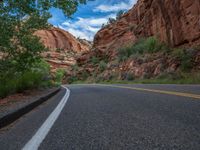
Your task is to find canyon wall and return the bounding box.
[35,27,91,72]
[94,0,200,52]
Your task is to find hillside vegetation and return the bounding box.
[0,0,87,98]
[65,37,200,84]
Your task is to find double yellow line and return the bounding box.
[96,84,200,100]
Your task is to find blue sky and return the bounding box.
[48,0,138,41]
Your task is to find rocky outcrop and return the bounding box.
[65,0,200,83]
[34,27,91,72]
[35,27,90,52]
[94,0,200,52]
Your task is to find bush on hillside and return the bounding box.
[68,76,78,84]
[172,48,193,72]
[91,56,100,65]
[99,61,107,72]
[118,37,165,62]
[116,10,125,20]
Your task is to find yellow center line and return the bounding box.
[95,84,200,100]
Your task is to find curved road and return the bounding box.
[0,84,200,150]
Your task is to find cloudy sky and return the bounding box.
[48,0,138,41]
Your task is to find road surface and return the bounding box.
[0,84,200,150]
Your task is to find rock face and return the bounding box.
[94,0,200,52]
[35,27,90,52]
[65,0,200,83]
[34,27,91,72]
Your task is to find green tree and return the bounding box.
[108,18,116,24]
[116,10,125,20]
[0,0,87,97]
[0,0,87,74]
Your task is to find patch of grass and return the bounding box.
[69,71,200,85]
[98,72,200,84]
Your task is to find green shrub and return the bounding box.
[145,37,163,53]
[116,10,125,20]
[172,49,193,72]
[118,37,165,61]
[171,48,184,58]
[55,69,65,85]
[68,76,78,84]
[0,72,46,98]
[0,60,51,98]
[81,71,89,80]
[126,73,134,81]
[71,64,79,71]
[99,61,107,72]
[180,54,193,72]
[118,45,134,62]
[0,77,16,98]
[91,56,100,65]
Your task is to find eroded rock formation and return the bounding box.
[34,27,91,72]
[94,0,200,52]
[67,0,200,83]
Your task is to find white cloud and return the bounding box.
[94,0,137,13]
[59,14,116,41]
[58,0,138,41]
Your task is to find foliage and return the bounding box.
[101,23,106,28]
[0,60,51,98]
[81,71,90,80]
[0,0,87,97]
[172,48,193,72]
[68,76,78,84]
[145,37,163,53]
[91,56,100,65]
[180,53,193,72]
[71,64,79,71]
[108,18,116,24]
[99,61,107,72]
[96,71,200,84]
[116,10,125,20]
[126,73,134,81]
[0,0,87,72]
[55,69,65,85]
[117,37,165,61]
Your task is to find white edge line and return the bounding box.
[22,86,70,150]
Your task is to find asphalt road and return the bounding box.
[0,84,200,150]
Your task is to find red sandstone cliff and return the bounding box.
[94,0,200,52]
[34,27,91,72]
[69,0,200,83]
[35,27,91,52]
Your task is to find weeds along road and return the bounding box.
[0,84,200,150]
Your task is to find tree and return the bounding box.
[0,0,87,97]
[108,18,116,24]
[116,10,125,20]
[0,0,87,76]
